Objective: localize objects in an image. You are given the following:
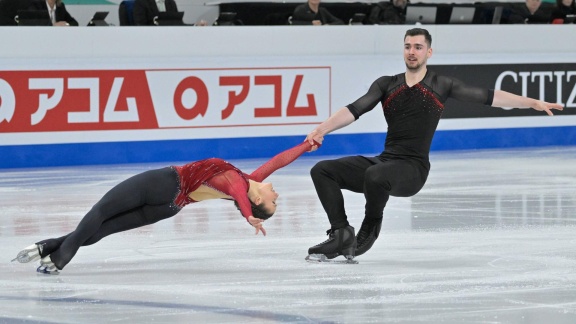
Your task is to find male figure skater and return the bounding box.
[305,28,563,263]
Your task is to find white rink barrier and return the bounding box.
[0,25,575,168]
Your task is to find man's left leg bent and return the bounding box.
[356,159,428,256]
[307,156,376,261]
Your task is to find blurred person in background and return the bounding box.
[133,0,207,26]
[291,0,344,25]
[0,0,33,25]
[28,0,78,26]
[368,0,408,25]
[508,0,551,23]
[550,0,576,22]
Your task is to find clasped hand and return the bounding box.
[306,130,324,152]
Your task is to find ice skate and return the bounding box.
[36,256,59,275]
[355,219,382,257]
[305,253,358,264]
[306,226,358,264]
[12,244,41,263]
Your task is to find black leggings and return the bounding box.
[41,167,181,270]
[310,155,429,230]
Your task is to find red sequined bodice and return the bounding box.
[172,141,316,220]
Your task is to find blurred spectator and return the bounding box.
[134,0,178,25]
[508,0,551,23]
[0,0,33,25]
[291,0,344,25]
[368,0,408,25]
[28,0,78,26]
[551,0,576,21]
[133,0,207,26]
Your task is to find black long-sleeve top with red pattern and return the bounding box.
[172,141,316,220]
[346,70,494,169]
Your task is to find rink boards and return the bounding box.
[0,25,575,168]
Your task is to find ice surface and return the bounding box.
[2,147,576,323]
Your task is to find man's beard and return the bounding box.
[405,60,424,71]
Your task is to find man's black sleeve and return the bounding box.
[448,77,494,106]
[346,76,391,120]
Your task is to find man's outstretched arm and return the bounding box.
[306,107,356,147]
[492,90,564,116]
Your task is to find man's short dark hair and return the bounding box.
[405,28,432,47]
[234,200,274,220]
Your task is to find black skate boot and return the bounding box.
[355,218,382,257]
[306,226,358,264]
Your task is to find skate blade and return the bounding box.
[12,245,40,263]
[36,265,59,275]
[305,254,358,264]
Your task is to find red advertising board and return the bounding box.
[0,67,331,133]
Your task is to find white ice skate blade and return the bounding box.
[305,254,358,264]
[36,256,60,275]
[11,244,40,263]
[36,266,60,275]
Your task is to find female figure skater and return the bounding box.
[13,140,320,274]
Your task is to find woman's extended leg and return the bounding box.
[22,202,179,268]
[46,167,180,270]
